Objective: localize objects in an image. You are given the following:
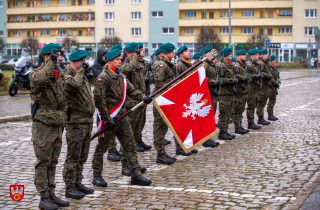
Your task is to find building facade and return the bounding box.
[0,0,6,56]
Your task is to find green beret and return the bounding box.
[137,43,143,49]
[176,45,188,55]
[155,48,161,56]
[69,50,87,61]
[105,49,121,61]
[201,45,213,54]
[160,43,175,53]
[236,49,246,55]
[231,57,236,62]
[124,42,137,52]
[248,49,259,55]
[259,49,268,55]
[193,52,202,59]
[70,46,78,52]
[268,55,276,61]
[221,47,232,57]
[40,43,61,55]
[111,44,122,51]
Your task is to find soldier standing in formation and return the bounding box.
[30,44,70,210]
[62,50,95,199]
[267,55,279,121]
[192,52,202,63]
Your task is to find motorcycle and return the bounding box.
[9,57,36,97]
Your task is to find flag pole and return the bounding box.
[91,57,209,140]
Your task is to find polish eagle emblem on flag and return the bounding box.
[153,65,217,153]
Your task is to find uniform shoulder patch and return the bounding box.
[97,79,102,81]
[159,65,164,67]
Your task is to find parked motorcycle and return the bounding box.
[9,57,36,97]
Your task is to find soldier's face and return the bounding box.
[181,50,190,60]
[108,57,121,69]
[263,54,268,59]
[270,60,276,65]
[55,52,61,65]
[194,58,199,63]
[120,50,124,59]
[140,48,145,57]
[72,59,83,72]
[164,51,174,59]
[157,53,162,58]
[224,53,232,61]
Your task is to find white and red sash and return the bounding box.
[93,78,127,135]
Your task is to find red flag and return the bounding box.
[56,30,59,35]
[277,9,279,16]
[57,15,60,23]
[34,31,37,37]
[88,28,91,35]
[153,65,217,153]
[17,33,19,38]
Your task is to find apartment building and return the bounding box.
[6,0,95,55]
[0,0,6,55]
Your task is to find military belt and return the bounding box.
[38,104,61,110]
[72,109,93,118]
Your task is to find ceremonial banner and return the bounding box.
[153,65,217,153]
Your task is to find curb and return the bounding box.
[282,76,307,80]
[0,114,31,124]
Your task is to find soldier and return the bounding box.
[30,43,70,210]
[231,56,236,65]
[267,55,279,121]
[200,45,221,147]
[92,49,152,186]
[62,50,95,199]
[192,52,202,63]
[257,49,271,125]
[218,47,238,140]
[246,49,262,130]
[233,49,251,134]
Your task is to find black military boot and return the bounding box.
[202,139,218,148]
[191,149,198,153]
[257,116,271,125]
[176,148,192,156]
[218,132,232,140]
[136,144,145,152]
[165,139,171,145]
[131,175,152,186]
[107,149,120,162]
[164,152,177,162]
[268,115,278,121]
[227,132,236,139]
[75,183,94,195]
[49,193,70,206]
[92,176,108,187]
[38,197,59,210]
[156,153,175,165]
[248,122,261,130]
[138,141,152,150]
[121,166,147,176]
[65,186,85,199]
[235,127,247,134]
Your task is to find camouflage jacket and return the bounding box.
[138,57,150,95]
[120,54,147,107]
[153,57,174,92]
[65,67,95,124]
[94,64,145,123]
[248,60,262,91]
[29,60,67,126]
[261,58,271,90]
[270,64,278,91]
[149,57,161,84]
[220,60,235,96]
[203,59,218,97]
[176,59,191,76]
[235,60,249,94]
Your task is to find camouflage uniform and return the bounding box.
[218,60,236,133]
[257,59,271,118]
[62,67,95,188]
[246,60,262,123]
[203,59,219,115]
[176,59,191,76]
[30,60,67,198]
[92,65,145,177]
[149,57,161,84]
[267,64,278,116]
[233,60,249,128]
[153,57,181,154]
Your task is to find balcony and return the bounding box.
[179,18,292,27]
[6,5,95,15]
[7,36,94,44]
[179,0,292,10]
[7,20,94,30]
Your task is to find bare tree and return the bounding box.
[62,38,80,52]
[21,37,39,55]
[0,38,5,53]
[99,36,122,50]
[196,28,222,52]
[246,34,270,49]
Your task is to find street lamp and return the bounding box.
[88,8,96,59]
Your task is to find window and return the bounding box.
[105,28,114,36]
[267,28,273,35]
[105,12,114,20]
[220,27,230,34]
[13,16,22,21]
[201,12,206,19]
[132,12,141,20]
[305,9,317,18]
[241,10,254,17]
[162,27,174,34]
[13,30,22,36]
[0,31,3,37]
[184,11,196,18]
[41,14,50,20]
[106,0,114,4]
[184,28,196,35]
[41,29,50,35]
[279,27,291,34]
[209,12,214,19]
[152,11,163,18]
[41,0,49,6]
[305,27,317,36]
[87,0,95,4]
[59,14,67,20]
[13,1,22,7]
[185,0,196,1]
[57,0,67,5]
[241,27,253,34]
[59,29,67,35]
[220,11,229,18]
[151,43,162,50]
[279,10,292,16]
[131,28,141,36]
[132,0,141,3]
[0,1,3,7]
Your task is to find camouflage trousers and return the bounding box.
[247,89,259,123]
[218,95,235,132]
[106,136,117,152]
[233,94,247,128]
[153,106,181,154]
[257,87,270,118]
[32,120,63,198]
[211,95,218,116]
[62,123,92,188]
[267,90,277,116]
[92,116,141,177]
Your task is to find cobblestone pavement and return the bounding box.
[0,76,320,210]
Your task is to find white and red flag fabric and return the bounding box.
[56,30,59,35]
[34,31,37,37]
[153,65,217,153]
[277,9,279,16]
[17,33,19,38]
[88,28,91,35]
[57,15,60,23]
[88,14,91,21]
[34,1,37,8]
